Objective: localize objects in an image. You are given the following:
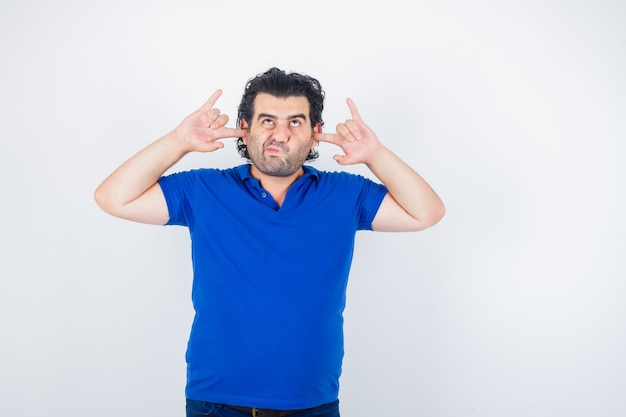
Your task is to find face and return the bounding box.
[242,93,319,177]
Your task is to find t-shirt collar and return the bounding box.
[236,163,320,181]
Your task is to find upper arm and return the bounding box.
[95,182,170,225]
[371,193,432,232]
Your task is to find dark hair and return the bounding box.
[236,67,325,160]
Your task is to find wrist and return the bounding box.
[164,129,192,156]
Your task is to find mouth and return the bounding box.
[265,143,285,155]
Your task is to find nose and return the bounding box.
[272,122,290,142]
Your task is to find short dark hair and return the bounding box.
[236,67,325,160]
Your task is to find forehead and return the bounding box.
[252,93,310,119]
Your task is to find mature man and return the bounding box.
[94,67,445,417]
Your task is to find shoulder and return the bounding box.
[158,167,247,203]
[305,165,371,182]
[161,165,248,183]
[307,166,382,193]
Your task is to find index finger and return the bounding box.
[220,127,248,139]
[315,132,339,144]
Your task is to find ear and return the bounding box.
[240,119,249,143]
[312,123,322,148]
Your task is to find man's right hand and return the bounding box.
[175,89,247,153]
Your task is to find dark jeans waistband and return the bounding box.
[186,399,340,417]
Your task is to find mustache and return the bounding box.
[265,140,287,150]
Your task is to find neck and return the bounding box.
[250,165,304,206]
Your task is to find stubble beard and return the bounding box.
[247,134,313,177]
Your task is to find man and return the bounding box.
[94,67,445,417]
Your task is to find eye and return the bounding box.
[262,118,274,126]
[290,119,302,127]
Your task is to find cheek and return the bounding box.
[244,129,258,144]
[253,129,273,140]
[246,132,266,148]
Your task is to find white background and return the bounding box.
[1,1,625,416]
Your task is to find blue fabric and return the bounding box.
[158,164,387,410]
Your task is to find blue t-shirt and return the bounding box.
[158,164,387,409]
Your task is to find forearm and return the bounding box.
[94,130,185,215]
[366,145,445,228]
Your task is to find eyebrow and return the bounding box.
[256,112,308,121]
